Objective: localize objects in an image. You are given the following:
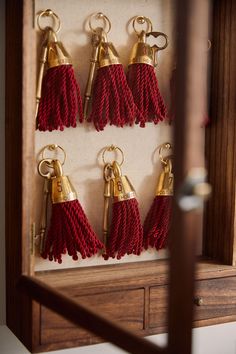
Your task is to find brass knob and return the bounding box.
[194,296,204,306]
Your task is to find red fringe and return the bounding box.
[127,63,167,126]
[41,199,104,263]
[88,65,143,131]
[103,199,143,260]
[143,196,172,250]
[37,65,83,131]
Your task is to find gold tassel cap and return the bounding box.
[46,29,72,68]
[98,31,121,68]
[50,159,77,204]
[129,29,168,67]
[112,161,136,203]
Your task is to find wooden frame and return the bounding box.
[5,0,236,353]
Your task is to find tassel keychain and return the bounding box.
[102,146,143,260]
[84,13,143,131]
[37,144,103,263]
[36,9,83,131]
[127,16,168,126]
[143,143,173,250]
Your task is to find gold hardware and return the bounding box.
[98,31,120,68]
[37,9,61,33]
[35,178,50,253]
[159,142,172,165]
[156,158,173,196]
[102,145,124,166]
[37,11,70,67]
[35,30,49,120]
[194,296,204,306]
[132,16,153,34]
[89,12,111,34]
[129,16,168,67]
[41,144,67,166]
[112,161,136,203]
[50,160,77,204]
[103,163,113,244]
[84,29,102,118]
[46,29,72,68]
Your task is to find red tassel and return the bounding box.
[143,196,172,250]
[37,65,83,131]
[89,64,142,131]
[143,153,173,251]
[103,161,143,260]
[127,63,167,125]
[42,199,104,263]
[84,27,142,131]
[104,199,143,260]
[38,159,103,263]
[126,29,168,126]
[36,27,83,131]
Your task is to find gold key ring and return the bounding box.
[132,15,153,34]
[41,144,66,166]
[89,12,111,34]
[102,145,124,166]
[37,9,61,33]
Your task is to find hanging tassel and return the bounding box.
[127,16,168,126]
[38,158,103,263]
[84,13,142,131]
[143,145,173,250]
[103,161,143,260]
[36,9,83,131]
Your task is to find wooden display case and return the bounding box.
[5,0,236,353]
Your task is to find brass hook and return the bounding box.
[132,15,153,34]
[89,12,111,34]
[37,9,61,33]
[159,142,172,166]
[41,144,66,166]
[102,145,124,166]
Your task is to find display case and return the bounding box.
[5,0,236,353]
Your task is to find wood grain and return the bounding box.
[204,0,236,265]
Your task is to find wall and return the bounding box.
[34,0,174,271]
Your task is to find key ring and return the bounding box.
[41,144,66,166]
[102,145,124,166]
[132,15,153,34]
[89,12,111,34]
[37,9,61,33]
